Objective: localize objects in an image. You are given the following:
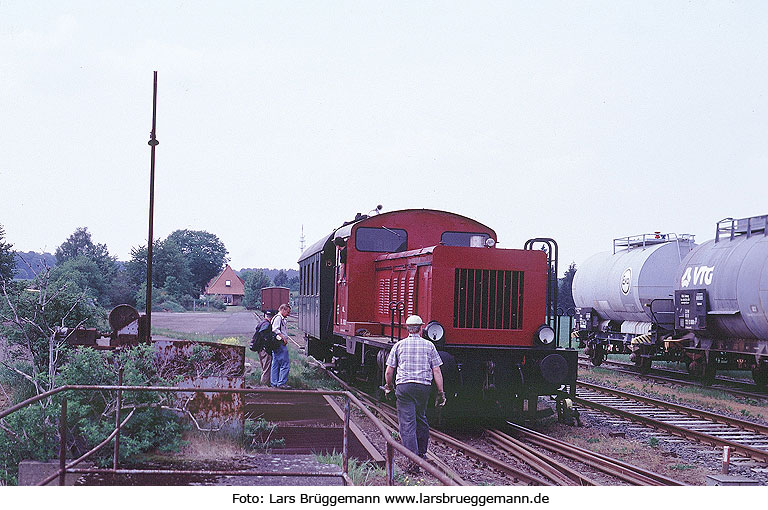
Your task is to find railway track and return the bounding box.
[317,365,551,485]
[578,355,768,401]
[495,425,684,486]
[575,381,768,465]
[315,362,682,485]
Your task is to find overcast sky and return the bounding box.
[1,2,766,273]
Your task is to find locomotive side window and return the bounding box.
[355,227,408,253]
[441,231,491,247]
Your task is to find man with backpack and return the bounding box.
[250,310,275,386]
[270,304,293,388]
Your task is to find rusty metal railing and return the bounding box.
[0,385,457,486]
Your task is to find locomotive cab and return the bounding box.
[299,209,578,423]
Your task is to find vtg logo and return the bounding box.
[620,268,631,295]
[681,265,715,288]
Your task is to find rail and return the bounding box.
[716,215,768,242]
[0,384,457,486]
[612,233,695,254]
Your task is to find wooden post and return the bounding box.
[342,396,350,476]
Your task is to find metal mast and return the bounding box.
[146,71,159,334]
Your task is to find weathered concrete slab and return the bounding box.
[18,460,93,486]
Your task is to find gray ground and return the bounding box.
[151,311,263,337]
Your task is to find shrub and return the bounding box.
[0,345,186,485]
[179,295,195,310]
[244,418,284,450]
[153,300,185,313]
[200,296,226,311]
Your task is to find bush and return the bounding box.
[179,295,195,310]
[200,296,226,311]
[0,345,186,485]
[153,300,185,313]
[0,404,60,485]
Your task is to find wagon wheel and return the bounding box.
[637,356,652,374]
[633,346,652,374]
[588,344,605,366]
[752,363,768,390]
[701,360,717,386]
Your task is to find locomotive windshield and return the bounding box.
[441,231,491,247]
[355,227,408,253]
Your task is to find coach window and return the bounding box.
[441,231,491,247]
[355,227,408,253]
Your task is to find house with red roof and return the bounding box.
[204,265,245,306]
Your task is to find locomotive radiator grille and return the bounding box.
[378,279,390,315]
[453,268,524,329]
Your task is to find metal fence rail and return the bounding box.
[0,385,457,486]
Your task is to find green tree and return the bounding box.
[49,256,108,306]
[558,262,577,312]
[163,275,183,301]
[55,227,117,278]
[135,281,163,312]
[0,270,106,397]
[105,268,137,307]
[126,239,194,297]
[0,224,15,282]
[53,227,131,308]
[242,270,272,309]
[273,269,289,287]
[166,229,229,295]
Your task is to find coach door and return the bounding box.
[334,240,348,329]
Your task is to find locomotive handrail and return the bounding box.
[388,300,405,342]
[524,238,558,332]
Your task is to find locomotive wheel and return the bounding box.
[588,345,605,366]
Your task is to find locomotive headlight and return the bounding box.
[423,321,445,343]
[485,238,496,247]
[536,324,556,346]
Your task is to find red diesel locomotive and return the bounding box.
[298,209,577,422]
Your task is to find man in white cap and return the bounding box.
[384,315,446,472]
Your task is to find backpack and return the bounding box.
[249,319,273,352]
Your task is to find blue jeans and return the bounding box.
[395,383,431,456]
[270,343,290,387]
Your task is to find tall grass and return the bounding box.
[315,452,384,486]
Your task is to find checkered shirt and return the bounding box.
[386,333,443,386]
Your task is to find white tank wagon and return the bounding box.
[674,214,768,386]
[573,233,696,371]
